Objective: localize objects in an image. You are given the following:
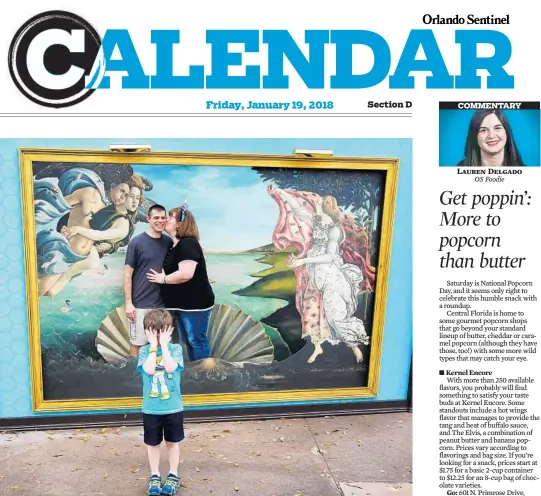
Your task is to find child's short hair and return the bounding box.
[143,308,173,330]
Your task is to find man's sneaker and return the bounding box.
[161,473,181,495]
[147,474,162,495]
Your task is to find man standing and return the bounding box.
[125,204,172,356]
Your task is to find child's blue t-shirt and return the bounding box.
[137,343,184,415]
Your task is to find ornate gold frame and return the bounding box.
[19,148,400,413]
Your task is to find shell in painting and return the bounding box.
[95,305,131,365]
[95,303,275,365]
[207,304,274,364]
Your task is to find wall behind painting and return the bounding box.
[0,138,412,419]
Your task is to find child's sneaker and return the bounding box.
[147,474,162,495]
[161,473,181,495]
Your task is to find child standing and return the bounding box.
[137,308,184,495]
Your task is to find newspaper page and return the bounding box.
[0,1,538,496]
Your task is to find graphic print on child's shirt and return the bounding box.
[149,355,174,400]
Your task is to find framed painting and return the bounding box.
[20,148,399,412]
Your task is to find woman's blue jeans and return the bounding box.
[174,309,212,361]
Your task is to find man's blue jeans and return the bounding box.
[175,309,212,361]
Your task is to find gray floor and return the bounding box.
[0,413,411,496]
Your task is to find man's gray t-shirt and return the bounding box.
[125,232,172,308]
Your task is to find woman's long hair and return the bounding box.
[168,208,200,240]
[321,195,341,224]
[460,110,524,167]
[128,174,146,208]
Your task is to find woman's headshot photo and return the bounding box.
[459,110,523,167]
[438,102,540,167]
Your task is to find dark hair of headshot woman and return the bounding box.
[457,109,525,167]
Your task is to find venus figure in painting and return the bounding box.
[267,185,370,363]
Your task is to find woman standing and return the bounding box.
[147,201,215,361]
[267,185,370,364]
